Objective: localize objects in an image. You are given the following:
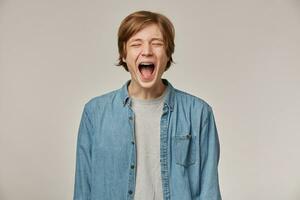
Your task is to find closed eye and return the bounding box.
[152,43,163,46]
[130,43,141,47]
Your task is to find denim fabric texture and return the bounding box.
[74,79,222,200]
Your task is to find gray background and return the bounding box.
[1,0,300,199]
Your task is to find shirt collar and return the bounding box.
[121,78,174,112]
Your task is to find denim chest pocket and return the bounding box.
[173,133,196,167]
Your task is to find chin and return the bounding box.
[137,77,159,88]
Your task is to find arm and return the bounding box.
[73,105,93,200]
[199,106,222,200]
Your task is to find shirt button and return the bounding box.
[131,164,135,169]
[129,116,133,120]
[128,190,133,195]
[131,141,135,144]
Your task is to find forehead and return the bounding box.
[128,24,164,42]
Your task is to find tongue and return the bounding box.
[140,67,154,79]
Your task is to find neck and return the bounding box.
[128,79,166,100]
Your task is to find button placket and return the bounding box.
[127,103,136,199]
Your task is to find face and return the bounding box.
[122,24,169,90]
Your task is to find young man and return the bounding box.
[74,10,222,200]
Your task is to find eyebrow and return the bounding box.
[128,38,164,43]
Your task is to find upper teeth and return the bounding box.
[140,62,153,65]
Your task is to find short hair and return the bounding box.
[116,10,175,72]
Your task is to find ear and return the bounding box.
[122,57,126,63]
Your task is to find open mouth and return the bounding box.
[138,62,156,80]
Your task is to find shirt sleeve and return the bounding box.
[73,105,93,200]
[199,106,222,200]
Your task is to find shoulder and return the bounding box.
[83,88,120,114]
[173,87,213,111]
[172,87,215,126]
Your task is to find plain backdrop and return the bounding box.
[1,0,300,199]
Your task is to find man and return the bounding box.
[74,10,222,200]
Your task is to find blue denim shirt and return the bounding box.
[74,79,222,200]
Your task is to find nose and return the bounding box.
[141,43,153,56]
